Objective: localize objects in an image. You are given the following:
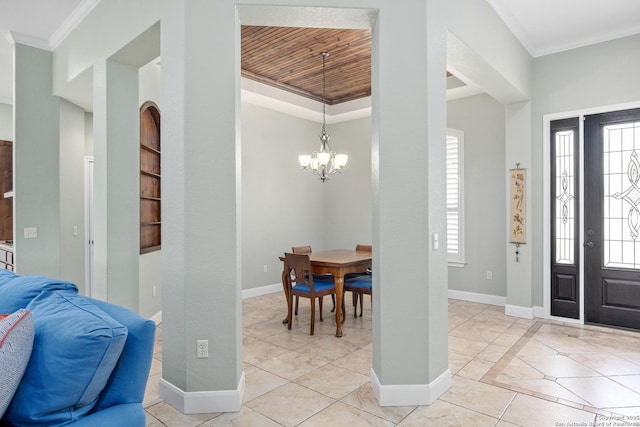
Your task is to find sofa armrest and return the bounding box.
[88,299,156,411]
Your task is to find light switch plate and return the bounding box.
[24,227,37,239]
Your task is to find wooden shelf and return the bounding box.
[141,144,160,155]
[141,170,161,179]
[140,101,161,254]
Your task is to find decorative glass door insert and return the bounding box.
[602,121,640,269]
[550,118,579,319]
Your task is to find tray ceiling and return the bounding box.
[241,26,371,105]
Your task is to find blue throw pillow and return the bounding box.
[0,272,77,313]
[4,290,128,427]
[0,309,34,419]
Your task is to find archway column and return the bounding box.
[159,0,243,413]
[505,101,534,317]
[12,42,62,277]
[370,0,450,405]
[92,59,140,310]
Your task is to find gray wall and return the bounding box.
[59,99,88,290]
[0,103,11,140]
[14,44,62,277]
[241,102,332,289]
[138,60,162,318]
[447,94,506,297]
[325,117,372,249]
[531,34,640,306]
[241,105,373,291]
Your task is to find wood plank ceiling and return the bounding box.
[241,26,372,105]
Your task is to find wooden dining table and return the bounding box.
[280,249,372,337]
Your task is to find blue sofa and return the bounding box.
[0,269,156,427]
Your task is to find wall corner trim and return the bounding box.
[370,368,451,407]
[159,372,245,414]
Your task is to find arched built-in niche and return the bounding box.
[140,101,161,253]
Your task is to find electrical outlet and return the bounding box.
[197,340,208,359]
[486,271,493,280]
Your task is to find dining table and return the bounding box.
[279,249,372,337]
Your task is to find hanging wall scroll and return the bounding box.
[510,164,526,261]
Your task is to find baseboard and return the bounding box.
[447,289,507,307]
[533,305,545,319]
[505,304,534,319]
[242,283,282,299]
[370,368,451,406]
[150,310,162,325]
[159,372,245,414]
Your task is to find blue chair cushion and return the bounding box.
[312,274,334,284]
[5,290,128,427]
[292,280,335,294]
[0,269,78,313]
[0,309,34,419]
[345,276,372,291]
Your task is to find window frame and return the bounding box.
[446,128,465,267]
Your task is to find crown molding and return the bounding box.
[6,31,50,51]
[241,77,371,124]
[49,0,101,50]
[0,96,12,105]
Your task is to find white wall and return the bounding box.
[447,93,506,297]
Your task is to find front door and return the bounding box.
[584,108,640,329]
[550,118,580,319]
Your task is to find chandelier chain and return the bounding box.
[297,51,348,182]
[322,52,328,131]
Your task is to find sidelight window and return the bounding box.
[446,129,465,266]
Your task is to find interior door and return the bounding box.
[584,108,640,329]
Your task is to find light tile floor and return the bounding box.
[144,294,640,426]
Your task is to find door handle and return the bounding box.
[584,241,595,248]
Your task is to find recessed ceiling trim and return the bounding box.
[241,77,371,124]
[236,5,377,29]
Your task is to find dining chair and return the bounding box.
[344,244,373,317]
[284,252,337,335]
[343,275,372,317]
[291,245,335,314]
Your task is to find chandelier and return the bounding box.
[298,52,348,182]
